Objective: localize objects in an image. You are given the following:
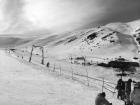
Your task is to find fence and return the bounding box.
[7,49,117,95]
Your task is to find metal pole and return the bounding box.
[29,45,34,62]
[86,69,89,86]
[102,78,104,92]
[53,64,55,72]
[41,47,44,65]
[59,65,62,75]
[71,66,74,79]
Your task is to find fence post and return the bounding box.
[29,45,34,62]
[41,47,45,65]
[113,88,116,96]
[71,66,74,79]
[102,78,104,92]
[59,65,62,75]
[53,64,55,72]
[86,69,89,86]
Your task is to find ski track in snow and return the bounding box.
[0,50,123,105]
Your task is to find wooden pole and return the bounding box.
[71,66,74,79]
[86,69,89,86]
[102,78,104,92]
[70,55,72,64]
[29,45,34,62]
[84,56,86,66]
[53,64,55,72]
[41,47,45,65]
[59,65,62,75]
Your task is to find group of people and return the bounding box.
[116,78,133,105]
[95,78,134,105]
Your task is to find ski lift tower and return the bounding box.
[29,45,45,65]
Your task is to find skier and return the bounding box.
[46,62,50,68]
[95,92,112,105]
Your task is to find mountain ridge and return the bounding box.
[40,19,140,61]
[3,19,140,62]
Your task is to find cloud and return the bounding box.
[0,0,109,35]
[1,0,139,36]
[0,0,40,35]
[93,0,140,26]
[0,0,24,32]
[23,0,106,33]
[3,0,24,23]
[0,0,107,35]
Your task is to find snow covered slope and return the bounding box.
[14,19,140,62]
[106,19,140,35]
[43,20,140,61]
[0,50,99,105]
[105,19,140,54]
[0,50,124,105]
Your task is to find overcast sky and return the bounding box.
[0,0,140,36]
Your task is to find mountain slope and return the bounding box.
[0,36,34,49]
[45,24,139,61]
[15,19,140,62]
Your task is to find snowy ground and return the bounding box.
[0,50,124,105]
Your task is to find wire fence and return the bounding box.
[7,49,117,95]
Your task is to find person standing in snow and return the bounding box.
[130,82,140,105]
[125,79,132,103]
[116,78,125,100]
[95,92,112,105]
[121,80,126,100]
[116,79,122,99]
[116,78,126,100]
[46,62,50,68]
